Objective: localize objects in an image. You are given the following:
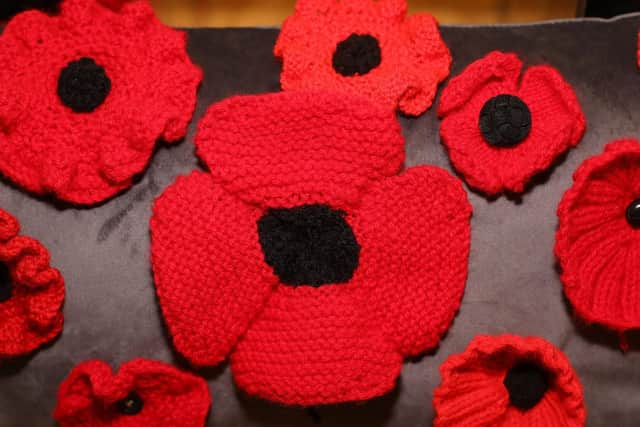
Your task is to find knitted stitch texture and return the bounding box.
[54,358,211,427]
[150,91,472,405]
[433,335,586,427]
[556,139,640,332]
[275,0,451,116]
[0,207,64,359]
[0,0,202,205]
[438,51,585,196]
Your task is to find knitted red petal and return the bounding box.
[0,207,64,358]
[556,139,640,331]
[195,91,404,210]
[438,51,585,196]
[433,335,586,427]
[54,359,211,427]
[274,0,451,116]
[0,0,202,205]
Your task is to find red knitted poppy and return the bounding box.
[438,51,586,196]
[433,335,586,427]
[54,358,211,427]
[556,139,640,333]
[0,0,202,205]
[0,207,64,359]
[150,91,472,405]
[274,0,451,116]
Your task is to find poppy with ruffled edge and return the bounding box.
[438,51,586,196]
[150,91,472,405]
[274,0,451,116]
[0,0,202,205]
[556,139,640,339]
[54,359,211,427]
[433,335,586,427]
[0,207,64,359]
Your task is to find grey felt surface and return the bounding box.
[1,15,640,427]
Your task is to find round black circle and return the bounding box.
[116,392,144,416]
[479,94,532,147]
[503,362,549,410]
[626,199,640,228]
[332,33,382,77]
[57,57,112,113]
[0,262,12,303]
[257,204,360,287]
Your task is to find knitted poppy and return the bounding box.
[556,139,640,334]
[438,51,586,196]
[433,335,586,427]
[0,207,64,359]
[274,0,451,116]
[0,0,202,205]
[150,91,472,405]
[54,358,211,427]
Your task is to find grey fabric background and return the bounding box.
[1,14,640,427]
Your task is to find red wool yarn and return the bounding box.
[556,139,640,333]
[433,335,586,427]
[150,91,472,405]
[438,51,586,196]
[0,207,64,359]
[54,358,211,427]
[0,0,202,205]
[275,0,451,116]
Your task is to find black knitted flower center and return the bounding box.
[332,34,382,77]
[503,362,549,410]
[626,198,640,228]
[257,204,360,287]
[58,57,112,113]
[116,392,144,416]
[0,262,12,303]
[479,94,532,147]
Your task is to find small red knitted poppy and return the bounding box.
[0,207,64,359]
[438,51,586,196]
[0,0,202,205]
[433,335,586,427]
[54,358,211,427]
[150,91,472,405]
[274,0,451,116]
[556,139,640,333]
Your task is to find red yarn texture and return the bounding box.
[150,91,472,405]
[438,51,585,196]
[433,335,586,427]
[275,0,451,116]
[556,139,640,332]
[0,0,202,205]
[54,358,211,427]
[0,207,64,359]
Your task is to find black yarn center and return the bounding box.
[257,204,360,287]
[116,392,144,416]
[479,94,532,147]
[0,0,61,20]
[626,198,640,228]
[58,57,111,113]
[503,362,549,410]
[332,34,382,77]
[0,262,12,303]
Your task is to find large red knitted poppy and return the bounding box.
[54,358,211,427]
[433,335,586,427]
[556,139,640,333]
[0,0,202,205]
[0,207,64,359]
[150,91,472,405]
[438,51,585,196]
[274,0,451,116]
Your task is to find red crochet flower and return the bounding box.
[0,207,64,358]
[0,0,202,205]
[556,139,640,333]
[438,51,586,196]
[433,335,586,427]
[150,91,472,405]
[274,0,451,116]
[54,358,211,427]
